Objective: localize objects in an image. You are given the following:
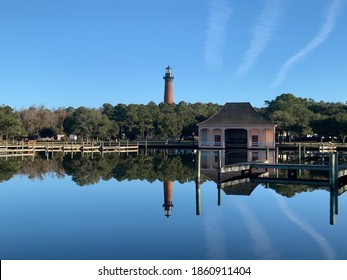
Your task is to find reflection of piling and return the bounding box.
[217,185,222,206]
[330,186,338,225]
[195,180,201,215]
[328,152,339,225]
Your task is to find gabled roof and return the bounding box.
[197,102,274,126]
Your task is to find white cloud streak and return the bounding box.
[234,0,282,78]
[271,0,345,87]
[203,207,228,259]
[204,0,232,70]
[276,195,336,259]
[235,201,279,259]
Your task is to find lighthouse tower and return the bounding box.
[163,66,174,104]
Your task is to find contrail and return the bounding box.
[203,207,228,259]
[235,201,279,259]
[276,195,336,259]
[234,0,282,78]
[271,0,345,87]
[204,0,232,70]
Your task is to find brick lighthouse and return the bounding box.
[163,65,174,104]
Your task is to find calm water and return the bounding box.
[1,150,347,260]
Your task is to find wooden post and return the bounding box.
[51,139,54,158]
[217,150,222,192]
[330,187,336,225]
[21,141,24,160]
[329,152,337,187]
[71,141,73,158]
[91,140,94,159]
[195,150,201,184]
[195,169,201,216]
[217,184,222,206]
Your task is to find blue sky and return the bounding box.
[0,0,346,110]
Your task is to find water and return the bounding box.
[1,150,347,260]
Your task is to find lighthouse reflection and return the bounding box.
[163,181,174,217]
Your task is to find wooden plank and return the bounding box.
[252,177,330,186]
[251,162,329,171]
[0,154,35,158]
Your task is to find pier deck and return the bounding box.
[0,141,139,156]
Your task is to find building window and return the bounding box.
[252,135,259,147]
[214,135,221,146]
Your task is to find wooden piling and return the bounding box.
[195,179,201,215]
[329,152,338,187]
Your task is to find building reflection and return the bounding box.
[195,149,347,225]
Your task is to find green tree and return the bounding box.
[263,93,316,138]
[0,106,24,140]
[64,107,118,140]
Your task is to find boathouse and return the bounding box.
[197,102,276,149]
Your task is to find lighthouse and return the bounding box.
[163,66,174,104]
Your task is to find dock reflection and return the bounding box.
[195,149,347,225]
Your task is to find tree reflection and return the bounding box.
[0,158,22,182]
[1,150,340,201]
[0,151,196,186]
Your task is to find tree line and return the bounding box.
[259,93,347,141]
[0,101,221,141]
[1,93,347,141]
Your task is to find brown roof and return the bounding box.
[197,102,274,126]
[222,183,259,196]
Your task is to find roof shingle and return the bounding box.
[198,102,274,126]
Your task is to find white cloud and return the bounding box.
[235,201,279,259]
[276,195,336,259]
[271,0,345,87]
[203,208,228,259]
[204,0,232,70]
[234,0,282,78]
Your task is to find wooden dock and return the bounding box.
[220,152,346,177]
[196,150,347,225]
[0,140,139,156]
[205,151,347,192]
